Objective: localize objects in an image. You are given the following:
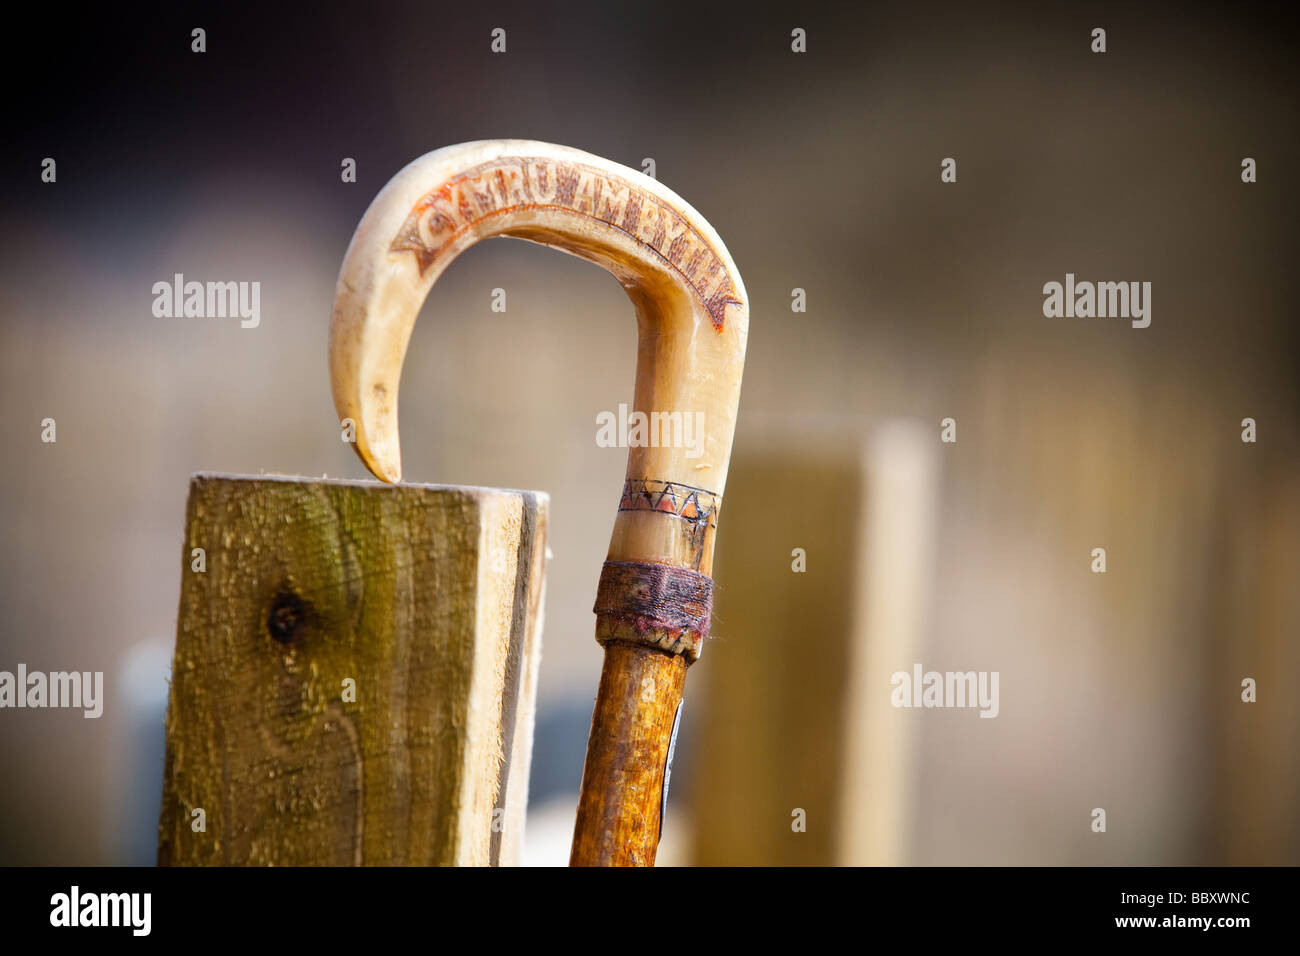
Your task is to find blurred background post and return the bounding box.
[1,2,1296,865]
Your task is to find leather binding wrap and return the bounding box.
[593,560,714,661]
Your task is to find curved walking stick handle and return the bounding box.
[329,140,749,865]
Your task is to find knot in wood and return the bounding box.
[267,590,308,644]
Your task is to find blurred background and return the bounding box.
[1,1,1296,865]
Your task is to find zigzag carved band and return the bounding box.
[617,478,718,530]
[593,560,713,661]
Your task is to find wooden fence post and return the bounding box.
[157,473,548,866]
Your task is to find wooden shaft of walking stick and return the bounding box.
[571,643,687,866]
[328,140,748,867]
[572,553,715,865]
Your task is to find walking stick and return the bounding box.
[330,140,749,866]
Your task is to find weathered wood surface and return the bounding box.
[158,474,547,866]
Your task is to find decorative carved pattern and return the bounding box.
[617,478,718,529]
